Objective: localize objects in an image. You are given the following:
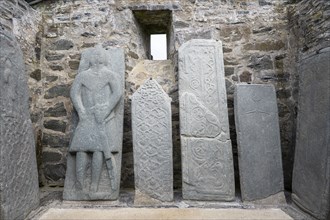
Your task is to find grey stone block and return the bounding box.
[50,39,74,50]
[43,119,67,133]
[44,163,66,182]
[63,45,125,201]
[0,29,39,220]
[42,133,70,148]
[45,53,65,61]
[179,39,235,201]
[234,84,284,202]
[30,69,41,81]
[44,84,70,99]
[132,79,173,203]
[44,102,67,117]
[292,51,330,220]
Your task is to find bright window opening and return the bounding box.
[133,10,172,60]
[150,34,167,60]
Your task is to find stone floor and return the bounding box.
[27,188,315,220]
[39,208,293,220]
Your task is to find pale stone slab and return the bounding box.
[63,45,125,200]
[179,39,235,201]
[39,208,293,220]
[0,29,39,220]
[234,84,284,202]
[132,79,173,202]
[292,51,330,220]
[181,137,234,201]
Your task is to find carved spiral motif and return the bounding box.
[190,79,200,90]
[192,107,205,121]
[191,142,207,164]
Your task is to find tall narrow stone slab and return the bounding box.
[63,46,125,200]
[292,51,330,220]
[0,30,39,220]
[179,39,235,201]
[234,84,284,202]
[132,79,173,203]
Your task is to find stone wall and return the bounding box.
[287,0,329,104]
[289,0,330,58]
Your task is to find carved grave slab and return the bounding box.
[63,46,125,200]
[234,84,284,202]
[179,39,235,201]
[132,79,173,203]
[292,51,330,220]
[0,29,39,220]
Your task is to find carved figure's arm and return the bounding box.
[105,72,122,120]
[70,76,86,118]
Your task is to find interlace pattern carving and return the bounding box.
[132,79,173,202]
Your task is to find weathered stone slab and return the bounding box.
[0,29,39,220]
[63,45,125,200]
[234,84,284,202]
[181,137,234,200]
[292,51,330,220]
[179,39,235,201]
[132,79,173,203]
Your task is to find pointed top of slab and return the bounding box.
[132,78,171,102]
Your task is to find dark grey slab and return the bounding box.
[63,46,125,200]
[132,79,173,202]
[234,84,284,202]
[179,39,235,201]
[292,51,330,220]
[0,29,39,220]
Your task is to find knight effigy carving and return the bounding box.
[63,45,125,200]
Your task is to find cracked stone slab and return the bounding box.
[179,39,235,201]
[132,79,173,203]
[292,51,330,220]
[0,29,39,220]
[181,137,234,201]
[234,84,284,202]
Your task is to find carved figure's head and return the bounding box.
[89,45,108,68]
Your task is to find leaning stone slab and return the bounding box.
[234,84,284,202]
[132,79,173,203]
[63,45,125,200]
[0,29,39,220]
[292,51,330,220]
[179,39,235,201]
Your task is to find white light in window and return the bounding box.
[151,34,167,60]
